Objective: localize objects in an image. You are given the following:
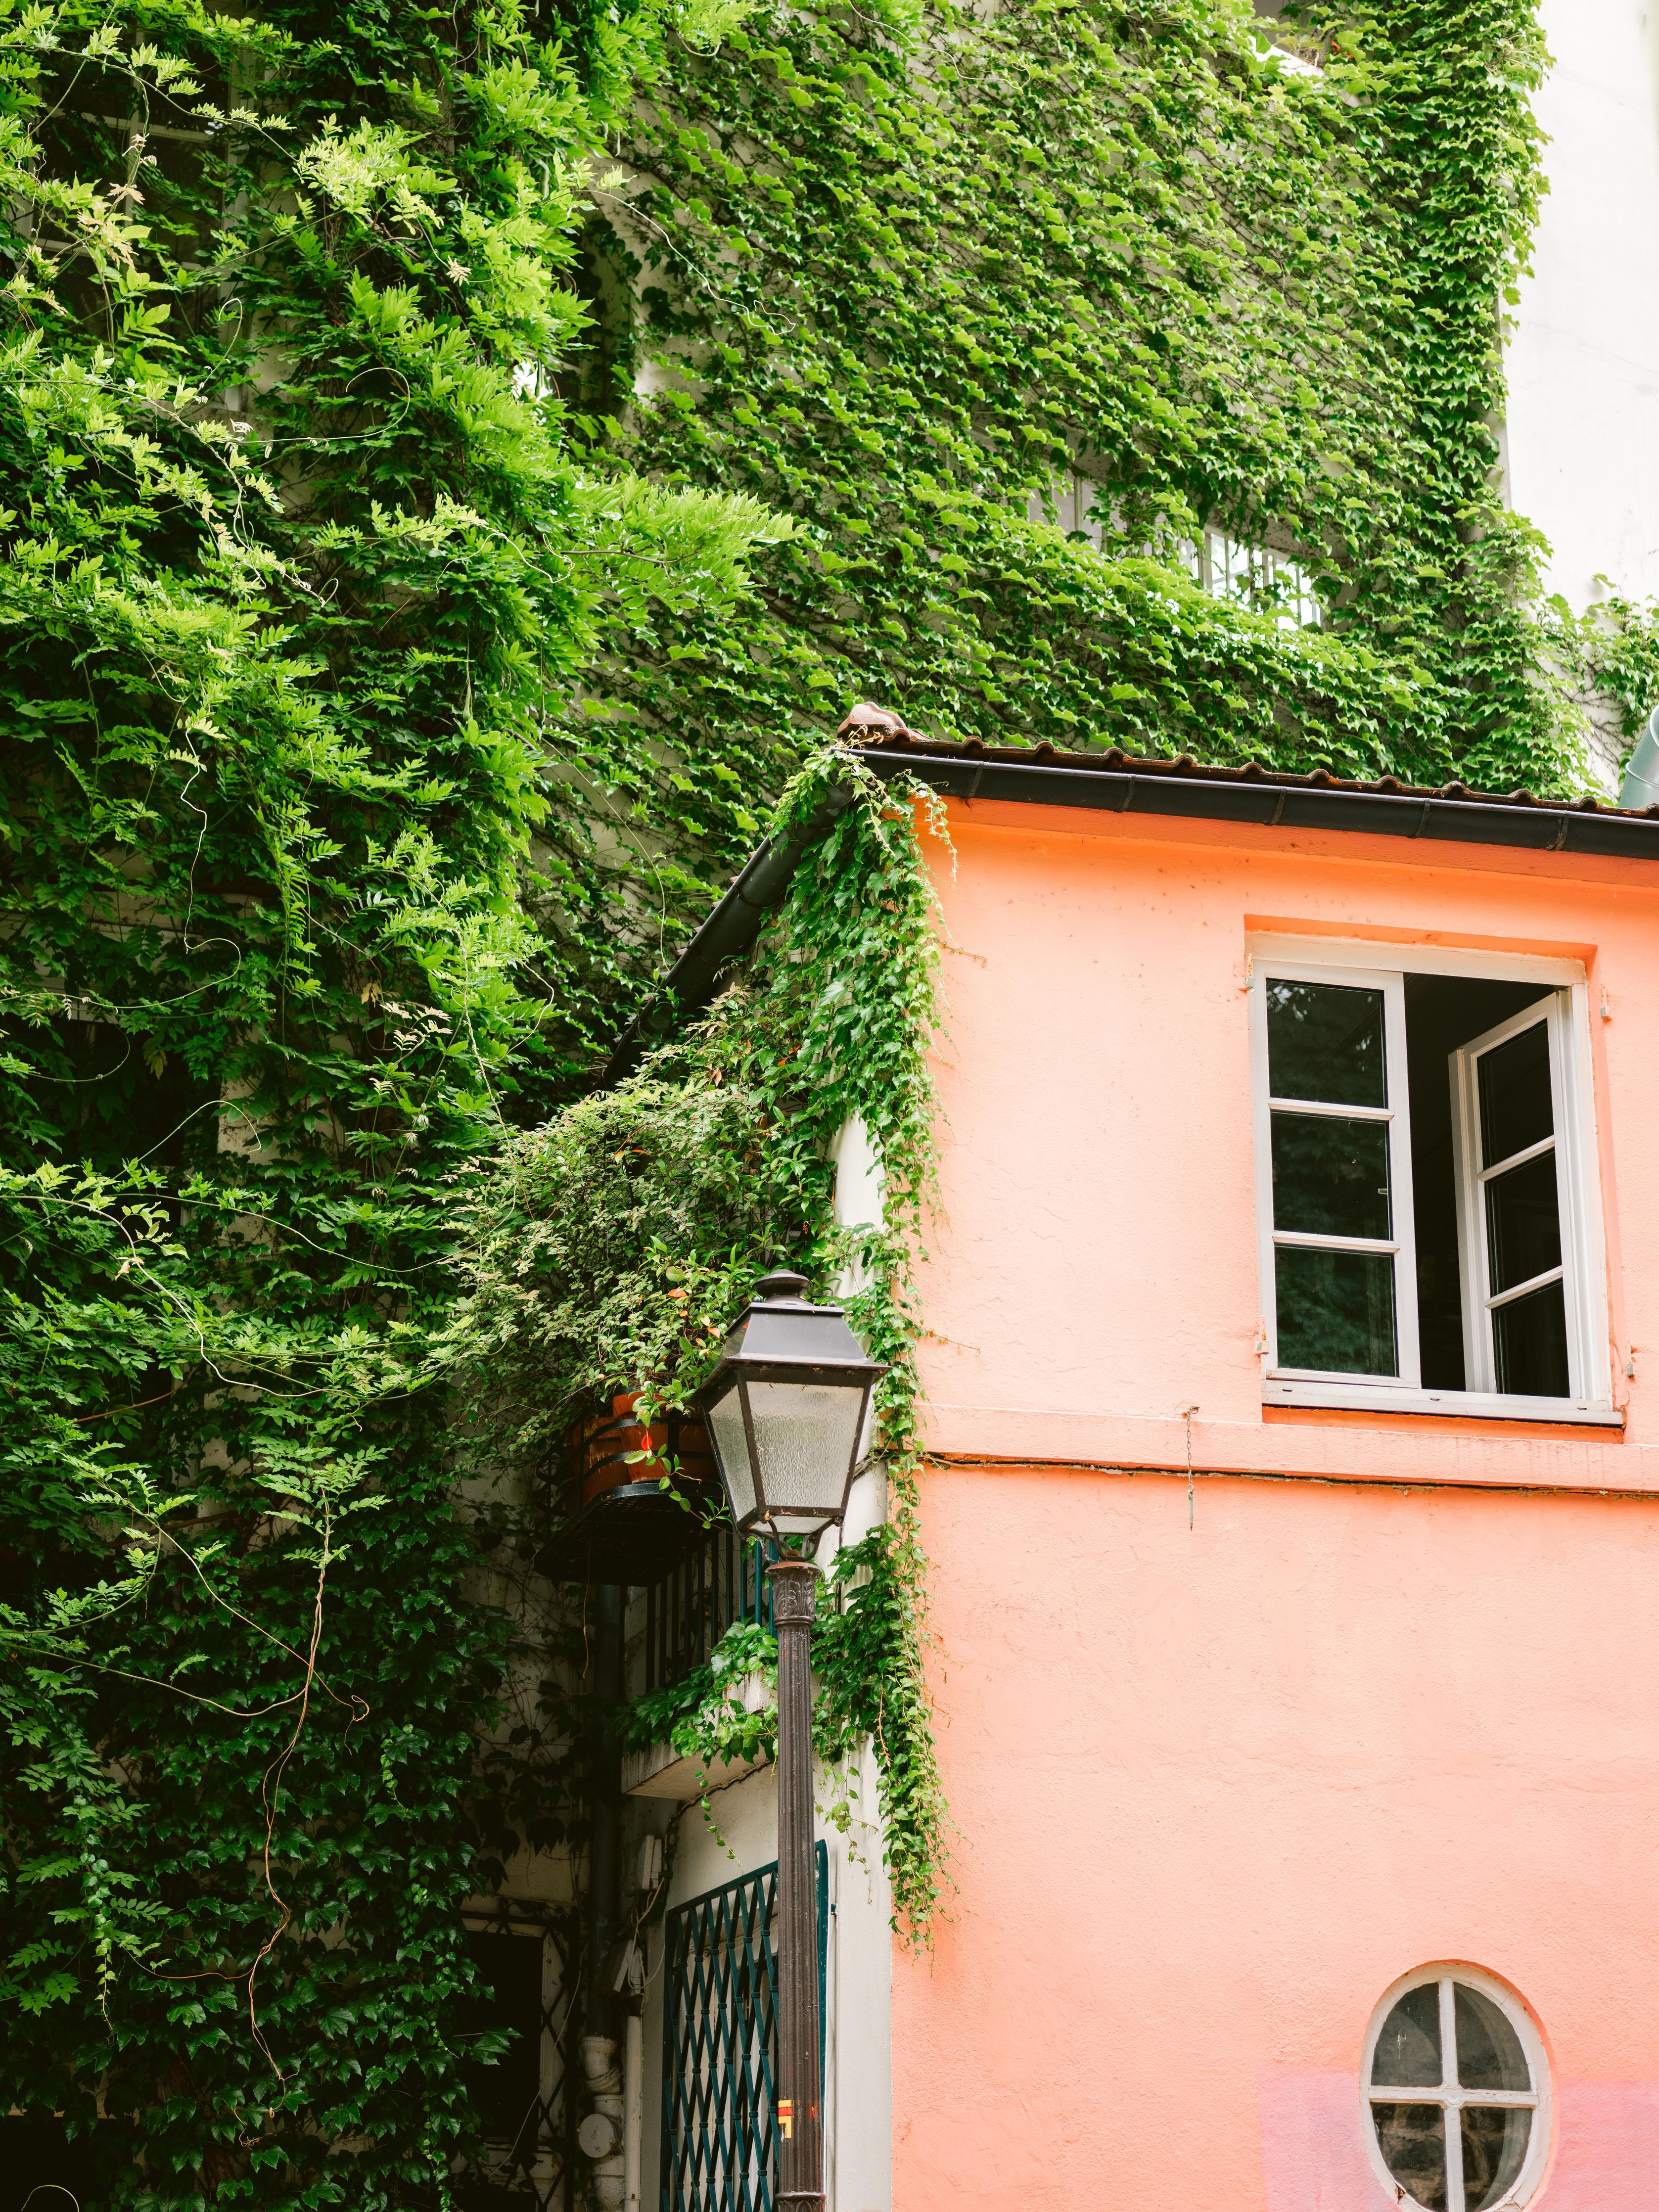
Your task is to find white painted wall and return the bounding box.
[632,1116,894,2209]
[638,1751,893,2212]
[828,1115,884,1238]
[1505,0,1659,610]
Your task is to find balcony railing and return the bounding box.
[643,1524,776,1692]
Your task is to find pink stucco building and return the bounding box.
[856,732,1659,2211]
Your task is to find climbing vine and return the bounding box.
[3,0,1649,2198]
[446,746,952,1937]
[0,0,778,2201]
[1564,594,1659,755]
[555,0,1617,823]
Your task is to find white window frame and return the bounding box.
[1451,995,1597,1400]
[1250,959,1421,1389]
[1248,935,1616,1425]
[1361,1964,1551,2212]
[1193,527,1321,628]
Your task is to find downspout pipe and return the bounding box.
[1620,705,1659,811]
[588,1582,624,2037]
[600,782,858,1088]
[623,2012,644,2212]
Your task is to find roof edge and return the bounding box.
[855,743,1659,861]
[600,726,1659,1087]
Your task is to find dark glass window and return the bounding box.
[1266,979,1386,1105]
[1371,1980,1441,2087]
[1269,971,1585,1402]
[1267,979,1397,1378]
[1369,1977,1540,2212]
[459,1931,544,2163]
[1275,1245,1397,1376]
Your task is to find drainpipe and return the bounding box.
[589,1582,624,2028]
[579,1583,627,2208]
[623,2011,644,2212]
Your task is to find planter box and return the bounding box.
[561,1393,718,1517]
[620,1672,774,1802]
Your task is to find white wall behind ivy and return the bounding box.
[1504,0,1659,611]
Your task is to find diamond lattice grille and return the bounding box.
[661,1845,828,2212]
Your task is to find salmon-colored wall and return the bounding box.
[893,1468,1659,2208]
[914,801,1659,1485]
[891,804,1659,2207]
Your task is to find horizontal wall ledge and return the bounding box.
[1263,1382,1622,1425]
[622,1739,772,1801]
[920,1402,1657,1493]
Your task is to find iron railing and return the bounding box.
[643,1525,775,1692]
[659,1845,828,2212]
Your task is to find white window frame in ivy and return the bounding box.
[1195,528,1321,629]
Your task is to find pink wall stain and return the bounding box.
[1259,2071,1659,2208]
[1258,2073,1392,2209]
[1548,2080,1659,2206]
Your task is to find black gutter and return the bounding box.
[855,747,1659,861]
[601,780,859,1086]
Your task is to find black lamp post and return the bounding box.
[695,1270,885,2212]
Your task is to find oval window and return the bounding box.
[1363,1968,1549,2211]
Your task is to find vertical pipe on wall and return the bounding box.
[589,1581,624,2037]
[623,2010,643,2212]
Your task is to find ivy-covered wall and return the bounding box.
[563,0,1623,868]
[0,0,768,2202]
[5,0,1658,2203]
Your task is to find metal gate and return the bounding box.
[457,1906,582,2211]
[660,1845,828,2212]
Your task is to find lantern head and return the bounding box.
[694,1271,886,1540]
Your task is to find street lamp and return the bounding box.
[695,1270,886,2212]
[697,1269,885,1542]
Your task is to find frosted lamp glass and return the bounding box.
[744,1381,865,1515]
[705,1380,758,1524]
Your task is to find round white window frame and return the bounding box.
[1360,1964,1552,2212]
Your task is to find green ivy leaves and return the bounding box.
[553,0,1596,880]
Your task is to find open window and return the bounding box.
[1249,942,1613,1421]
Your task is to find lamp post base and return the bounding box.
[777,2195,826,2212]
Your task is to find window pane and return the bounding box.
[1462,2106,1532,2211]
[1272,1112,1391,1239]
[1371,2105,1448,2210]
[1478,1020,1552,1167]
[1267,980,1387,1106]
[1484,1150,1562,1295]
[1493,1278,1570,1398]
[1373,1983,1443,2087]
[1276,1245,1397,1375]
[460,1933,544,2156]
[706,1381,759,1525]
[1455,1984,1530,2091]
